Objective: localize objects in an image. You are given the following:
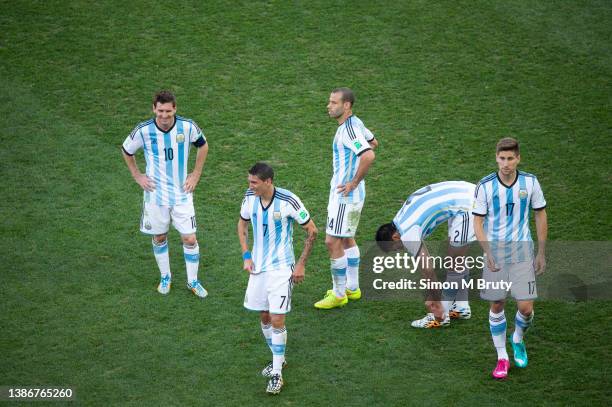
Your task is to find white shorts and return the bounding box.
[480,260,538,301]
[244,267,294,314]
[448,212,476,247]
[326,196,364,238]
[140,200,197,235]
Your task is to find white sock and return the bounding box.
[261,322,273,352]
[183,243,200,282]
[345,246,360,291]
[331,256,348,297]
[513,310,533,343]
[152,239,170,278]
[271,327,287,375]
[489,310,508,360]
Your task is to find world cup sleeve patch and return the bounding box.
[354,141,362,149]
[299,210,308,220]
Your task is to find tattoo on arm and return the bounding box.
[298,227,316,265]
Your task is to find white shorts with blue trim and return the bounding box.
[326,195,364,238]
[244,266,294,314]
[448,212,476,247]
[140,200,196,235]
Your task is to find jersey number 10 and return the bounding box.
[164,147,174,161]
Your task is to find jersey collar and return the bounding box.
[259,187,276,211]
[154,117,177,133]
[496,170,519,189]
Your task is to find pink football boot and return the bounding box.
[492,359,510,379]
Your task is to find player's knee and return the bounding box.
[517,302,533,316]
[270,314,285,329]
[181,234,197,246]
[490,301,505,313]
[153,234,167,244]
[325,235,341,251]
[260,311,271,325]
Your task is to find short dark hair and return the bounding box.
[375,222,397,252]
[249,162,274,181]
[496,137,520,155]
[332,87,355,107]
[153,90,176,107]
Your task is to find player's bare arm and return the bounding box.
[184,142,209,193]
[473,215,499,271]
[337,149,375,196]
[534,209,548,275]
[122,150,155,192]
[237,217,253,272]
[368,138,379,149]
[293,220,318,284]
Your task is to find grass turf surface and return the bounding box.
[1,1,611,405]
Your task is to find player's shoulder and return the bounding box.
[243,188,255,199]
[274,187,302,210]
[131,118,154,131]
[176,115,203,131]
[518,170,538,179]
[477,172,497,185]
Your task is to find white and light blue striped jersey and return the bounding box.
[473,171,546,263]
[122,116,206,206]
[393,181,475,255]
[330,115,375,204]
[240,187,311,273]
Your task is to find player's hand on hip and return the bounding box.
[534,253,546,275]
[292,263,305,284]
[336,181,355,196]
[243,259,254,273]
[183,173,201,193]
[135,173,155,192]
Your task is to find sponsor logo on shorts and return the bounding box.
[145,221,152,230]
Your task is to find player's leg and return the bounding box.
[314,234,348,309]
[265,270,292,394]
[344,238,361,300]
[173,204,207,298]
[489,300,510,378]
[481,261,511,378]
[141,201,172,294]
[510,261,537,368]
[260,311,273,353]
[446,213,474,318]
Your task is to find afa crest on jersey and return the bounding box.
[519,189,528,199]
[176,133,185,143]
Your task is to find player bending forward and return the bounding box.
[376,181,476,328]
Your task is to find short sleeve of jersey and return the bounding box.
[189,120,207,146]
[531,177,546,210]
[472,182,488,216]
[400,225,423,256]
[342,123,371,156]
[364,127,375,142]
[122,125,145,155]
[288,195,311,225]
[240,193,252,221]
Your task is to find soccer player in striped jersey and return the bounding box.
[376,181,477,328]
[472,137,548,379]
[121,91,209,298]
[237,163,318,395]
[315,88,377,309]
